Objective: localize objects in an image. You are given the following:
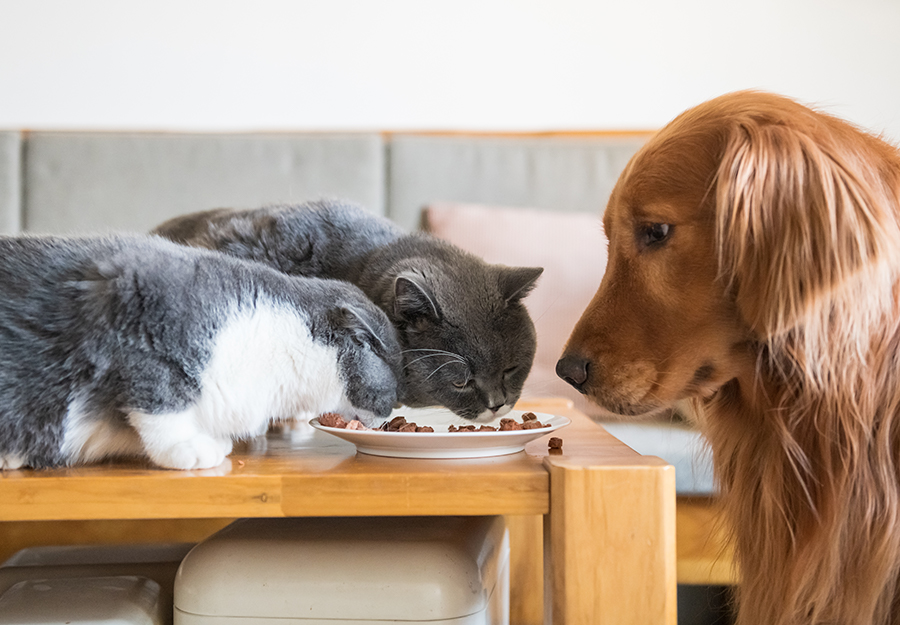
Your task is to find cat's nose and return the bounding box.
[483,390,507,414]
[556,355,589,392]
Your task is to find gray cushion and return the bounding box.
[0,132,21,234]
[387,134,650,230]
[600,421,716,495]
[23,133,385,234]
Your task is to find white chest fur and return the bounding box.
[194,302,346,439]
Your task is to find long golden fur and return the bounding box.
[557,90,900,624]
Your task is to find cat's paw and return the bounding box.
[128,410,233,471]
[151,434,228,470]
[216,437,234,456]
[0,454,25,470]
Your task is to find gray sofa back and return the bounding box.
[19,132,386,234]
[388,134,648,230]
[0,132,20,234]
[0,131,651,234]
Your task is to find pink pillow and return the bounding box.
[422,202,611,418]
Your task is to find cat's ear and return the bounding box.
[393,272,441,322]
[498,266,543,303]
[328,304,392,354]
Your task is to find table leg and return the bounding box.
[543,456,677,624]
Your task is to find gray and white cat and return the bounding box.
[153,200,543,420]
[0,234,402,470]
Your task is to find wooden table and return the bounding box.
[0,398,676,624]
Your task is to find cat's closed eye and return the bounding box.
[453,379,473,389]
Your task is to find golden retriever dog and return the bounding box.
[557,90,900,625]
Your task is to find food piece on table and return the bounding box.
[548,437,563,450]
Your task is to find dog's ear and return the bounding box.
[715,120,898,338]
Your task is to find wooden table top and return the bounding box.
[0,398,653,522]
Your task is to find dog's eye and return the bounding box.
[638,223,671,249]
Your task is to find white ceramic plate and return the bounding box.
[309,407,570,459]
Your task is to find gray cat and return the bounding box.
[0,234,402,470]
[153,200,542,420]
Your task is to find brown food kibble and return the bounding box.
[548,437,563,449]
[389,416,408,430]
[379,418,433,432]
[319,413,348,428]
[318,413,371,430]
[373,413,551,434]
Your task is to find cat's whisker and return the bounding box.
[403,352,465,369]
[401,348,466,359]
[401,348,467,371]
[424,360,466,380]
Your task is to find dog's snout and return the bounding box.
[556,355,589,391]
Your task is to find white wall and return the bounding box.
[2,0,899,142]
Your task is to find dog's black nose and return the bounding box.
[556,355,589,391]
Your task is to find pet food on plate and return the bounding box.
[318,412,371,430]
[318,412,353,428]
[378,416,434,432]
[448,424,498,432]
[318,411,552,433]
[386,411,551,433]
[497,413,551,431]
[311,408,570,459]
[498,418,522,431]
